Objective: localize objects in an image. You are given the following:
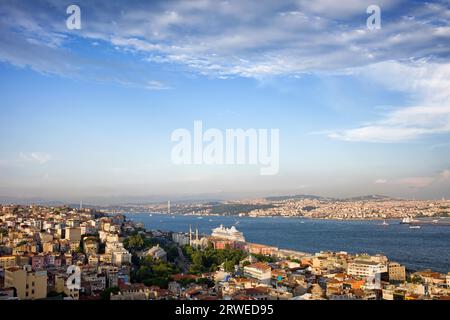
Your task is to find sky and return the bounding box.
[0,0,450,204]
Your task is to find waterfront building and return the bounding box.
[189,226,209,249]
[347,260,387,277]
[388,262,406,282]
[247,243,278,256]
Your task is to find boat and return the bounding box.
[149,214,153,217]
[211,224,246,242]
[409,226,421,229]
[381,220,389,226]
[401,217,420,224]
[401,217,414,224]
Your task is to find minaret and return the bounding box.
[168,200,171,215]
[80,200,83,211]
[189,225,192,244]
[196,227,199,241]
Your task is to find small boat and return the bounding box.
[149,214,153,217]
[409,226,421,229]
[381,220,389,226]
[208,219,213,222]
[197,216,203,219]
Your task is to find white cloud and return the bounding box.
[328,61,450,142]
[19,152,52,164]
[1,0,449,80]
[375,179,387,184]
[145,80,170,90]
[383,169,450,189]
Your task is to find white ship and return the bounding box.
[211,224,246,242]
[400,217,418,224]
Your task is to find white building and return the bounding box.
[106,242,132,266]
[144,245,167,262]
[347,260,388,277]
[243,263,272,284]
[172,232,190,246]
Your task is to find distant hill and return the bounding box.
[340,195,395,201]
[265,194,328,201]
[265,194,396,202]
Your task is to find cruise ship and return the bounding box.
[211,224,246,242]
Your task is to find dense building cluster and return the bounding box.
[0,204,449,300]
[165,198,450,219]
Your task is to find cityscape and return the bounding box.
[1,0,450,306]
[0,203,449,301]
[98,195,450,221]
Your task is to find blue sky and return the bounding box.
[0,0,449,203]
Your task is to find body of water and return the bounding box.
[125,213,450,273]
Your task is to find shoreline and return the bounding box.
[124,215,449,274]
[120,212,450,223]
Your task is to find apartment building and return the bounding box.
[243,263,272,284]
[388,262,406,282]
[4,266,47,300]
[0,255,17,269]
[347,260,388,277]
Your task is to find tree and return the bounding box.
[223,260,235,273]
[100,287,120,300]
[124,234,144,250]
[242,261,251,267]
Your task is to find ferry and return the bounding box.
[409,226,421,229]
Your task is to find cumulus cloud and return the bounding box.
[0,0,449,79]
[0,0,449,144]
